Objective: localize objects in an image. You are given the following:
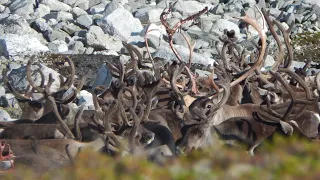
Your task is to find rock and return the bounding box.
[211,4,224,14]
[74,0,89,10]
[84,47,94,54]
[4,93,19,108]
[62,23,83,35]
[77,90,94,110]
[0,109,11,121]
[0,85,4,97]
[34,4,51,18]
[88,0,103,7]
[0,34,49,57]
[45,29,70,42]
[61,0,76,6]
[99,8,143,40]
[284,13,295,25]
[173,32,191,47]
[103,0,125,16]
[0,14,38,35]
[76,14,93,28]
[261,55,275,71]
[0,5,4,12]
[48,40,68,53]
[89,2,107,14]
[0,0,9,5]
[153,44,216,65]
[7,63,68,93]
[210,19,241,38]
[68,41,85,54]
[92,63,112,90]
[8,0,34,16]
[85,25,123,51]
[135,7,163,24]
[42,0,72,12]
[72,7,87,17]
[173,0,211,16]
[32,18,53,33]
[140,23,166,38]
[56,11,74,22]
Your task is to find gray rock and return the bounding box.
[7,63,67,93]
[68,41,85,54]
[47,18,58,26]
[0,85,5,97]
[62,23,82,35]
[0,109,11,121]
[0,34,49,57]
[84,47,94,54]
[0,0,9,5]
[48,40,68,53]
[34,4,51,18]
[173,0,211,16]
[45,29,70,42]
[135,7,163,24]
[89,2,107,14]
[85,25,123,51]
[72,7,87,17]
[0,14,38,35]
[42,0,72,12]
[99,8,143,40]
[76,14,93,28]
[211,4,224,15]
[284,13,295,25]
[32,18,53,33]
[103,0,124,16]
[295,14,304,23]
[61,0,76,6]
[77,90,94,110]
[261,55,275,71]
[146,34,161,49]
[56,11,74,22]
[304,0,320,6]
[8,0,34,16]
[210,19,241,38]
[74,0,89,10]
[173,32,191,47]
[88,0,103,7]
[0,5,4,12]
[92,63,112,90]
[153,44,216,65]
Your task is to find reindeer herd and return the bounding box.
[0,4,319,175]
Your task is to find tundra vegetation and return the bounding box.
[0,2,320,179]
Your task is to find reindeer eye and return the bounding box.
[206,104,212,108]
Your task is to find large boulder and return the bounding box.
[98,8,143,40]
[7,0,34,16]
[0,34,49,57]
[85,26,123,51]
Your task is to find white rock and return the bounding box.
[7,63,69,93]
[72,7,87,17]
[0,34,49,57]
[140,23,166,38]
[153,45,216,66]
[8,0,34,16]
[99,8,143,40]
[43,0,72,12]
[0,109,11,122]
[77,90,94,110]
[173,0,212,16]
[34,4,51,18]
[86,26,123,51]
[135,8,163,23]
[56,11,73,22]
[74,0,89,10]
[76,14,93,28]
[48,40,68,53]
[210,19,241,38]
[89,2,107,14]
[103,0,124,16]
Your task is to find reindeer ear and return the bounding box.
[279,120,293,136]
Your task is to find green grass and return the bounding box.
[3,134,320,179]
